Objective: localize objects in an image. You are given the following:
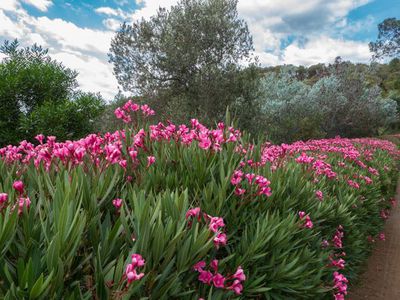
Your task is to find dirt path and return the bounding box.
[349,181,400,300]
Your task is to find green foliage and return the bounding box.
[369,17,400,60]
[0,125,398,299]
[109,0,260,127]
[19,92,105,141]
[0,40,78,145]
[258,66,398,143]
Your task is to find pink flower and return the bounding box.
[228,280,243,295]
[347,180,360,189]
[334,293,345,300]
[332,227,344,248]
[193,261,206,272]
[126,268,144,283]
[212,273,225,288]
[234,187,246,196]
[245,173,255,184]
[131,254,145,267]
[13,180,24,194]
[18,197,31,215]
[230,170,243,185]
[125,263,145,284]
[35,134,45,144]
[112,198,123,209]
[233,266,246,281]
[330,258,345,269]
[304,216,314,229]
[379,233,385,241]
[210,259,218,272]
[0,193,8,204]
[315,190,323,201]
[198,270,213,284]
[186,207,201,220]
[199,137,212,150]
[213,233,227,248]
[321,240,329,248]
[209,217,225,233]
[147,156,156,167]
[298,211,306,219]
[380,209,389,220]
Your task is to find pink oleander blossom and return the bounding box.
[210,259,218,272]
[233,266,246,281]
[186,207,201,220]
[212,273,225,288]
[17,197,31,215]
[147,156,156,167]
[125,253,145,285]
[112,198,123,209]
[193,261,206,272]
[0,193,8,204]
[198,270,213,285]
[209,217,225,233]
[213,233,227,248]
[13,180,24,194]
[315,190,323,201]
[228,280,243,295]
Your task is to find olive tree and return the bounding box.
[109,0,255,124]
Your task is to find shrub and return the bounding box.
[0,101,398,299]
[19,92,105,142]
[259,69,398,143]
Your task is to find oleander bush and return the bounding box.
[0,101,398,300]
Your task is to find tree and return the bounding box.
[0,39,78,145]
[259,67,398,143]
[19,92,105,141]
[370,18,400,60]
[109,0,254,124]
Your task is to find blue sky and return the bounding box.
[1,0,399,99]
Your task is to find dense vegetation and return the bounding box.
[1,1,399,145]
[0,1,399,299]
[0,102,398,299]
[0,40,105,146]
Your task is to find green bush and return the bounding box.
[0,103,398,299]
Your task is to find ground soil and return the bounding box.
[349,181,400,300]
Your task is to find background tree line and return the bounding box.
[1,0,399,146]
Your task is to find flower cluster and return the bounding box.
[230,170,272,198]
[125,254,145,285]
[333,272,348,300]
[193,260,246,295]
[186,207,227,249]
[0,109,242,174]
[298,211,313,229]
[115,100,155,123]
[332,226,344,249]
[315,190,324,201]
[112,198,123,212]
[0,180,31,215]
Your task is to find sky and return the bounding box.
[0,0,399,100]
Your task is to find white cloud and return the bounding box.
[237,0,373,57]
[0,10,25,38]
[0,0,376,99]
[95,6,127,18]
[103,18,122,31]
[0,0,18,11]
[30,16,113,55]
[129,0,178,20]
[0,2,118,99]
[283,36,371,66]
[22,0,53,12]
[51,51,118,98]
